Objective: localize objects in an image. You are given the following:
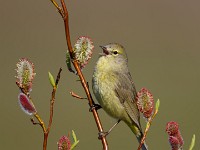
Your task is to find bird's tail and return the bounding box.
[136,133,148,150]
[129,124,148,150]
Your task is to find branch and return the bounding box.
[70,91,87,100]
[50,0,108,149]
[43,68,62,150]
[137,99,160,150]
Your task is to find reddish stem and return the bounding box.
[56,0,108,149]
[43,68,62,150]
[137,110,158,150]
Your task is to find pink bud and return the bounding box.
[16,58,36,93]
[18,93,37,115]
[57,136,71,150]
[166,121,179,136]
[73,36,94,69]
[136,88,154,119]
[166,121,184,150]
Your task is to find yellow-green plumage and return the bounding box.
[92,43,148,150]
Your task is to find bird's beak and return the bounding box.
[99,45,109,55]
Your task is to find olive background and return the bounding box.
[0,0,199,149]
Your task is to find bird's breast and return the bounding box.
[92,64,126,119]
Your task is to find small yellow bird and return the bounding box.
[92,43,148,150]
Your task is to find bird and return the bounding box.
[92,43,148,150]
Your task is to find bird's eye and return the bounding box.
[113,51,118,55]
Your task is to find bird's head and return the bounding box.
[99,43,128,62]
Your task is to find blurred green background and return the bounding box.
[0,0,199,149]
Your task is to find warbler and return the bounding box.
[92,43,148,150]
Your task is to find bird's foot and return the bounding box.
[98,131,109,139]
[89,103,102,112]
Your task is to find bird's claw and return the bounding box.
[98,131,109,139]
[89,103,102,112]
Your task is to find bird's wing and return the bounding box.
[114,71,141,129]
